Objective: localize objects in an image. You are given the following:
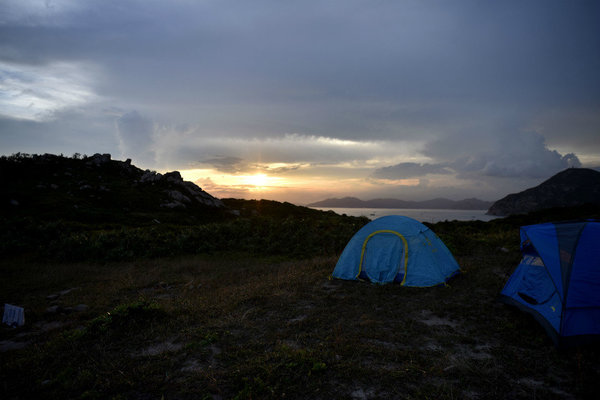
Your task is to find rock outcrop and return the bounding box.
[1,152,225,223]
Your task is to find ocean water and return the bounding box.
[311,207,499,223]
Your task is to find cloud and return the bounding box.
[193,176,252,199]
[200,156,306,175]
[478,152,580,178]
[366,130,583,203]
[146,127,426,171]
[0,61,98,121]
[200,156,246,174]
[372,162,452,180]
[3,1,597,144]
[115,111,155,164]
[261,163,303,174]
[0,0,83,27]
[423,130,582,179]
[528,106,600,156]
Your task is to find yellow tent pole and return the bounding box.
[357,230,409,284]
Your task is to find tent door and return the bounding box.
[360,231,407,283]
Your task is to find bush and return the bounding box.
[0,213,369,262]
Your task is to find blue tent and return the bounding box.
[500,220,600,347]
[332,215,460,286]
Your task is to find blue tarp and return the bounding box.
[500,220,600,347]
[332,215,460,286]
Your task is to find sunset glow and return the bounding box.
[179,165,445,204]
[241,174,281,190]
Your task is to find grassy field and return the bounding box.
[2,225,599,399]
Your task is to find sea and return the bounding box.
[310,207,499,223]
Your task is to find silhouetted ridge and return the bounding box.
[1,153,225,224]
[487,168,600,216]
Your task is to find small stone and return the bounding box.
[40,321,65,331]
[46,305,62,313]
[59,287,79,296]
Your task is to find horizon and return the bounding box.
[7,152,596,207]
[1,1,599,205]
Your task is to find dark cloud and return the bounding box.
[372,130,582,191]
[482,152,581,179]
[372,163,452,180]
[263,164,302,174]
[424,130,582,180]
[200,156,246,174]
[2,1,598,141]
[0,109,115,156]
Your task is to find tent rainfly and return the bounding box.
[499,220,600,348]
[332,215,460,286]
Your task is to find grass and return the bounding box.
[0,211,368,262]
[2,242,599,399]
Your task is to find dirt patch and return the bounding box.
[136,339,184,357]
[350,387,376,400]
[421,340,443,352]
[180,343,222,372]
[417,309,460,328]
[287,314,307,324]
[180,359,203,373]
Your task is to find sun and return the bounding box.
[243,173,269,189]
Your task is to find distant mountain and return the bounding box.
[487,168,600,216]
[308,196,493,210]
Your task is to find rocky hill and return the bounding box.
[308,196,493,210]
[1,153,226,224]
[487,168,600,216]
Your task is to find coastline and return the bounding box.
[310,207,499,223]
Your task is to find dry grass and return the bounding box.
[1,250,599,399]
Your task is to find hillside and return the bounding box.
[487,168,600,216]
[308,196,493,210]
[0,153,369,262]
[1,153,227,225]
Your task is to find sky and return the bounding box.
[1,0,599,205]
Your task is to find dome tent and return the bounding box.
[332,215,460,286]
[499,220,600,348]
